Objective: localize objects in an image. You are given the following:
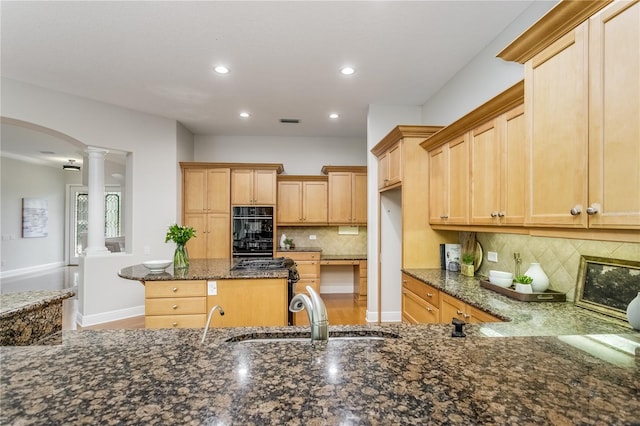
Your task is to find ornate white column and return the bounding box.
[84,146,109,256]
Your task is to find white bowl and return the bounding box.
[143,260,172,273]
[489,270,513,279]
[489,276,513,288]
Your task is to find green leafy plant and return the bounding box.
[462,253,475,265]
[284,238,293,246]
[514,275,533,284]
[165,224,196,245]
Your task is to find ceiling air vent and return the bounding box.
[279,118,300,124]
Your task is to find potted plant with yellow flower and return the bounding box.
[165,224,196,270]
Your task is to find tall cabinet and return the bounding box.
[322,166,367,225]
[181,165,231,259]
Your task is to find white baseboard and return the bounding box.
[77,305,145,327]
[365,310,401,323]
[319,285,353,294]
[1,261,66,279]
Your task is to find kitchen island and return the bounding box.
[118,258,292,328]
[2,269,639,424]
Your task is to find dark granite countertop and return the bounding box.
[275,246,323,253]
[1,324,639,424]
[0,289,76,318]
[402,268,635,336]
[118,258,289,282]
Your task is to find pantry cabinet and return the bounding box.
[322,166,367,225]
[277,176,328,225]
[231,167,282,205]
[181,166,231,259]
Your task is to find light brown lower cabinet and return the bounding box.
[401,273,501,324]
[277,251,320,326]
[145,280,207,328]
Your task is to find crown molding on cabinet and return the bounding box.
[277,175,328,181]
[180,162,284,173]
[371,125,443,157]
[420,80,524,151]
[320,165,367,174]
[497,0,614,64]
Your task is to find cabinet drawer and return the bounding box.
[276,251,320,261]
[401,273,439,306]
[145,280,206,298]
[295,278,320,294]
[145,297,206,315]
[295,261,320,277]
[402,288,439,324]
[145,314,206,329]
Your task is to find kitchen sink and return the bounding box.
[225,330,400,343]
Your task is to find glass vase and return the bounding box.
[173,243,189,270]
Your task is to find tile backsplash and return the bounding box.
[278,226,367,255]
[476,233,640,301]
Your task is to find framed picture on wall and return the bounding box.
[22,197,48,238]
[575,256,640,321]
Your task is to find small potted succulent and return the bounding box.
[514,275,533,294]
[461,253,475,277]
[283,238,293,250]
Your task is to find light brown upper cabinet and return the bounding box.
[181,165,231,259]
[277,176,328,225]
[427,134,470,225]
[500,0,639,230]
[377,143,402,190]
[231,165,283,205]
[470,105,526,225]
[322,166,367,225]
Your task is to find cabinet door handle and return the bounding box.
[426,293,433,298]
[497,212,505,218]
[586,204,599,215]
[570,206,582,216]
[172,287,178,292]
[172,304,178,310]
[456,310,464,315]
[462,313,470,319]
[426,307,432,312]
[440,215,449,219]
[172,322,178,327]
[383,178,389,182]
[402,280,407,283]
[490,212,498,218]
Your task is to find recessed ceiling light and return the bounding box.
[214,66,229,74]
[239,112,250,118]
[340,66,355,75]
[329,113,339,119]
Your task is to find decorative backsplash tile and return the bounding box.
[475,233,640,301]
[278,226,367,255]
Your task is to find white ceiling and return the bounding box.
[1,0,537,166]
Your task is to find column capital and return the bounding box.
[85,146,109,157]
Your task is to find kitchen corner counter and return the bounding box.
[0,289,75,346]
[2,324,639,424]
[402,268,635,336]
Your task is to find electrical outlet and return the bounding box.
[487,251,498,262]
[309,235,316,240]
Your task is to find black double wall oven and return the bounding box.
[232,206,274,258]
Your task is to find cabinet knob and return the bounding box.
[456,310,464,315]
[570,206,582,216]
[402,280,407,283]
[490,212,498,218]
[462,313,470,319]
[426,307,433,312]
[497,212,505,218]
[426,293,433,298]
[383,178,389,182]
[172,287,178,292]
[172,322,178,327]
[440,215,449,219]
[586,204,599,215]
[172,304,178,310]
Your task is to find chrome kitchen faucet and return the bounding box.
[289,286,328,341]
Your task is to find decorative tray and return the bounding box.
[480,280,566,302]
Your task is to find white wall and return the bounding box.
[379,187,402,322]
[176,122,195,220]
[1,78,182,324]
[366,104,422,322]
[421,1,558,123]
[195,135,366,175]
[0,157,81,275]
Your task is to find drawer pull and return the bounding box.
[456,310,464,315]
[172,322,178,327]
[172,287,178,292]
[426,307,432,312]
[426,293,433,297]
[172,304,178,310]
[462,313,470,319]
